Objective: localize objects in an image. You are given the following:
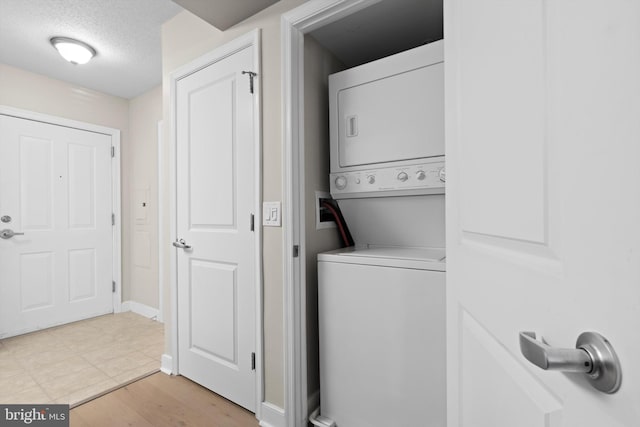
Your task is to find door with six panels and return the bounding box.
[0,115,113,338]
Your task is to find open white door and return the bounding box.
[446,1,640,425]
[174,44,258,412]
[0,115,114,338]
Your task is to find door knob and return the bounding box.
[0,229,25,239]
[172,238,191,250]
[519,331,622,394]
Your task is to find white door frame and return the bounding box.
[168,29,264,416]
[281,1,382,425]
[0,105,123,314]
[157,120,164,323]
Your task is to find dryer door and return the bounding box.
[336,62,444,168]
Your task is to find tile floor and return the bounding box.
[0,312,163,406]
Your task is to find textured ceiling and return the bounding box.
[310,0,443,68]
[0,0,183,99]
[0,0,441,100]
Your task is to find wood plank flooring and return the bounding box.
[70,372,259,427]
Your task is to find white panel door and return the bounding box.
[0,115,113,338]
[175,46,256,411]
[446,1,640,425]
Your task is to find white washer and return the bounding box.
[317,246,446,427]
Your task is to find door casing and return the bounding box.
[281,1,386,425]
[168,29,263,416]
[0,105,123,315]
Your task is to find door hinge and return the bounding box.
[112,281,116,293]
[292,245,299,258]
[111,146,115,158]
[251,352,256,370]
[250,213,255,231]
[111,213,115,226]
[241,71,257,94]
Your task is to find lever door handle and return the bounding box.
[172,239,191,250]
[0,229,24,239]
[519,331,592,373]
[519,331,622,394]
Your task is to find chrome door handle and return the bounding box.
[172,239,191,250]
[519,331,622,394]
[519,331,592,372]
[0,229,24,239]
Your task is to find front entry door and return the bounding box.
[446,1,639,425]
[175,45,257,411]
[0,115,113,338]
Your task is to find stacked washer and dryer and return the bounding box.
[314,40,446,427]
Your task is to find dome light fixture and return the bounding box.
[50,37,96,65]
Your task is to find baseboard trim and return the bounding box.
[160,354,173,375]
[121,300,161,321]
[258,402,285,427]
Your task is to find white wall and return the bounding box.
[303,35,345,398]
[160,0,305,408]
[0,63,129,130]
[127,86,162,309]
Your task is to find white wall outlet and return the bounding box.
[315,191,336,230]
[263,201,281,226]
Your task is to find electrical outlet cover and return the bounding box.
[315,191,336,230]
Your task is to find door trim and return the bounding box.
[168,29,263,416]
[0,105,123,314]
[281,1,382,425]
[157,120,164,323]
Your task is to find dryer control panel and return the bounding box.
[330,161,445,199]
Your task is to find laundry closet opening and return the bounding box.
[300,0,445,425]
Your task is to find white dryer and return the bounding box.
[317,246,446,427]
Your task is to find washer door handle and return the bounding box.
[519,331,622,394]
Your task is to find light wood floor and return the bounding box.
[70,372,259,427]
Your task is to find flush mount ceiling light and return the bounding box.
[50,37,96,65]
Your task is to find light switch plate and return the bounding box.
[263,201,281,226]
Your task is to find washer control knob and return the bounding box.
[397,171,409,182]
[439,167,446,183]
[367,175,376,184]
[416,170,426,181]
[335,176,347,190]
